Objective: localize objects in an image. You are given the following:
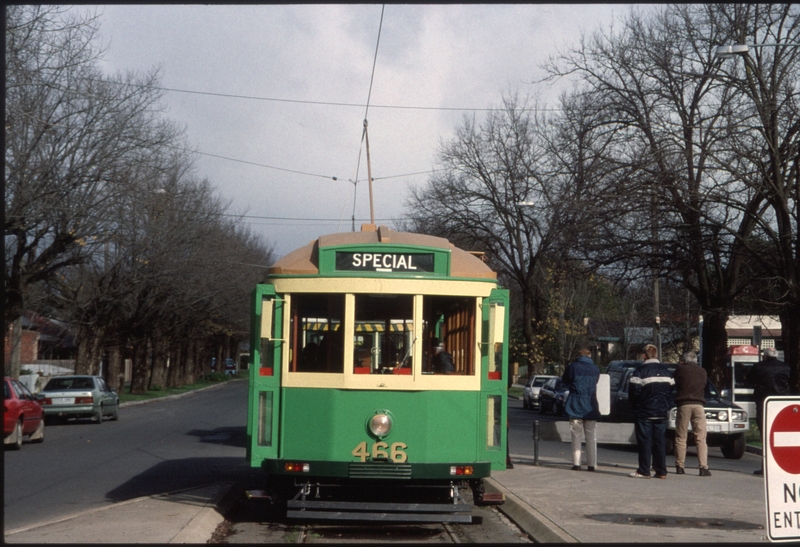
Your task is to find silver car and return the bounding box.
[37,376,119,424]
[522,375,558,410]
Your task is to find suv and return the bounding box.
[522,375,558,410]
[604,360,748,459]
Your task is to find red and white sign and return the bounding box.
[764,397,800,542]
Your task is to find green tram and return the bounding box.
[247,226,509,522]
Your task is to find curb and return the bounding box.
[119,378,239,408]
[169,482,236,544]
[484,478,578,543]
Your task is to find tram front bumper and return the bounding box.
[262,459,492,481]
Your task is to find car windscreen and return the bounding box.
[44,377,94,390]
[533,378,549,387]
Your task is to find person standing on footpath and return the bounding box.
[673,351,711,477]
[562,345,601,471]
[747,347,791,475]
[628,344,674,479]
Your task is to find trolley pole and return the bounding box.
[364,119,375,225]
[532,420,540,466]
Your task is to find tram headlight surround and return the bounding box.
[368,411,393,438]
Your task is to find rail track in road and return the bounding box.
[210,487,533,544]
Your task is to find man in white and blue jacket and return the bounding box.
[628,344,674,479]
[562,346,601,471]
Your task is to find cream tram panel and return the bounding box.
[271,277,495,298]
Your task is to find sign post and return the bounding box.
[764,396,800,542]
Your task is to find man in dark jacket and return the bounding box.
[562,346,601,471]
[673,351,711,477]
[747,348,790,475]
[628,344,674,479]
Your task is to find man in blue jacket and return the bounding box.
[628,344,674,479]
[563,345,601,471]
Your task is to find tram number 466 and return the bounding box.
[352,441,408,463]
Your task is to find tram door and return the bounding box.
[248,286,282,465]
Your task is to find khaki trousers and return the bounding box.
[674,403,708,469]
[569,418,597,467]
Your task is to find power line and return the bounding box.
[78,76,563,113]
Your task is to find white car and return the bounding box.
[522,375,558,410]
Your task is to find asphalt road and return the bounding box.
[3,380,260,530]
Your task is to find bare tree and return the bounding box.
[714,4,800,390]
[544,4,770,384]
[404,92,620,371]
[4,5,176,376]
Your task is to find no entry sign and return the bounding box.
[764,397,800,542]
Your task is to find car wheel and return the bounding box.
[110,403,119,421]
[523,398,529,410]
[539,402,547,414]
[93,405,103,424]
[721,433,746,459]
[8,420,23,450]
[30,418,45,443]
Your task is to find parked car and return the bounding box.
[603,360,749,459]
[539,377,569,416]
[523,375,558,410]
[4,377,45,449]
[37,375,119,424]
[224,358,237,376]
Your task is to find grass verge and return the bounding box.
[118,373,241,404]
[746,419,762,448]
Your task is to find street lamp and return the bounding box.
[715,42,800,59]
[715,44,751,59]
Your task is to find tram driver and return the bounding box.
[431,338,455,374]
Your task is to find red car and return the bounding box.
[4,377,45,449]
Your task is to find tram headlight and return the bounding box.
[369,413,392,437]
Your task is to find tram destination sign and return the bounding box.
[336,251,435,273]
[764,396,800,542]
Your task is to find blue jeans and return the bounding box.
[634,417,667,477]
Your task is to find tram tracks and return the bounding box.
[293,521,463,543]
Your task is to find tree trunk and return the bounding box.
[701,310,729,388]
[129,340,150,394]
[149,335,168,390]
[107,345,124,394]
[8,317,23,378]
[779,307,800,394]
[75,325,104,375]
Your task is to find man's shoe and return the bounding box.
[571,465,581,471]
[699,468,712,477]
[629,471,650,478]
[675,466,685,475]
[754,468,764,476]
[587,466,596,472]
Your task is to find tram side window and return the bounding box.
[290,294,344,373]
[422,295,475,375]
[353,294,414,374]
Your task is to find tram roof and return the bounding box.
[269,225,496,279]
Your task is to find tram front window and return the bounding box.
[354,294,414,374]
[290,293,344,373]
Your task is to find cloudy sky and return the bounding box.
[88,4,653,258]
